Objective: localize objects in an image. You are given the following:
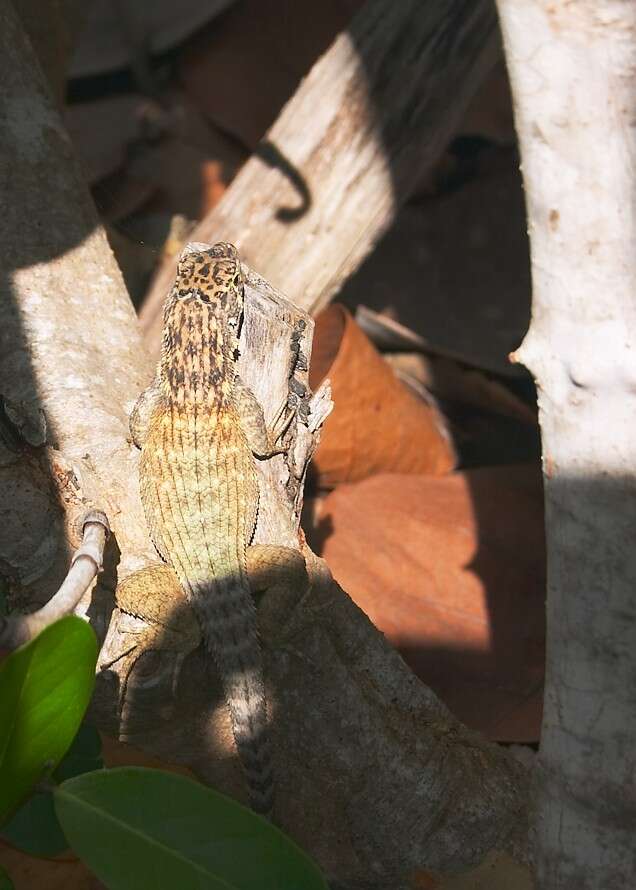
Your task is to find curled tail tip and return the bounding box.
[246,762,275,819]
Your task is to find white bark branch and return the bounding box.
[496,1,636,886]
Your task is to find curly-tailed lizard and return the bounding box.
[112,242,308,819]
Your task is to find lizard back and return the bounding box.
[139,243,274,815]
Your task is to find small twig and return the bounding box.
[0,510,110,650]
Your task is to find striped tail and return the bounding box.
[189,575,274,818]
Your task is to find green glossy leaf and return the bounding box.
[54,723,103,783]
[55,767,328,890]
[1,722,103,856]
[0,790,67,857]
[0,862,14,890]
[0,616,98,824]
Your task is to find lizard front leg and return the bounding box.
[129,380,174,565]
[233,375,293,458]
[129,378,163,449]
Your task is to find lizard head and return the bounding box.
[161,243,246,398]
[172,242,244,327]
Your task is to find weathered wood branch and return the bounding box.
[496,1,636,887]
[0,0,154,635]
[0,1,530,885]
[141,0,500,358]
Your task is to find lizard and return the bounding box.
[118,241,304,818]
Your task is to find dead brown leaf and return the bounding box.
[310,305,456,487]
[310,464,545,741]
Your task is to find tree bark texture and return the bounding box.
[496,2,636,887]
[0,0,154,622]
[141,0,500,358]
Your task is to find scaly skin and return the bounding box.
[134,242,274,816]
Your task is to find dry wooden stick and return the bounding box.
[140,0,500,358]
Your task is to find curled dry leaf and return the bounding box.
[386,352,537,427]
[310,464,545,741]
[309,305,456,487]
